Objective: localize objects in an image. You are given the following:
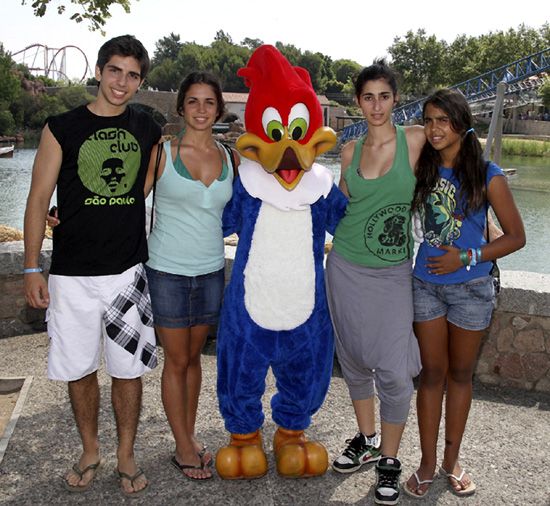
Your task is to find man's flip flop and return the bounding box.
[170,455,213,481]
[115,467,149,497]
[439,466,476,496]
[62,461,100,493]
[403,471,435,499]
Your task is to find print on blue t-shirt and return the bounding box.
[414,162,504,285]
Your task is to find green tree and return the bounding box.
[214,30,233,44]
[147,59,181,91]
[274,42,302,66]
[0,109,16,135]
[207,37,250,92]
[22,0,132,33]
[24,93,65,129]
[153,33,182,65]
[445,35,482,85]
[388,29,447,97]
[0,45,21,135]
[298,51,327,91]
[324,79,344,93]
[0,45,21,105]
[332,59,361,86]
[241,37,263,50]
[56,86,95,109]
[540,77,550,109]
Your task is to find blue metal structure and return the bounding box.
[340,47,550,143]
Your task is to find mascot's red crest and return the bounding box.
[236,45,336,191]
[238,45,322,144]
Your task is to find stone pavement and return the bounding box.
[0,332,549,505]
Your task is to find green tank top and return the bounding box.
[333,125,416,267]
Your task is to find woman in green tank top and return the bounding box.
[327,59,426,505]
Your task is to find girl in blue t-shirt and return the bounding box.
[404,89,525,499]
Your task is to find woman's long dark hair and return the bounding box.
[412,89,486,215]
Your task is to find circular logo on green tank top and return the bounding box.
[364,203,411,263]
[78,128,141,196]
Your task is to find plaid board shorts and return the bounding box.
[46,264,158,381]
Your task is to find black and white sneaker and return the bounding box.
[375,456,402,505]
[332,432,381,473]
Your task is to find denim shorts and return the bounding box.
[413,275,495,331]
[145,265,225,328]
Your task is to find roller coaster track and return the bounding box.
[340,47,549,143]
[11,44,91,83]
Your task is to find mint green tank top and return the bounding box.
[333,125,416,267]
[147,141,233,276]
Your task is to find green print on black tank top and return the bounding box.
[364,202,412,262]
[78,128,141,197]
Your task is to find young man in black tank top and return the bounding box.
[23,35,161,497]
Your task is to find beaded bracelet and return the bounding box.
[469,248,478,267]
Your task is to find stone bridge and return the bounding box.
[47,86,182,127]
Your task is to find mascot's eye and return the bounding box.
[289,118,307,140]
[288,103,309,141]
[262,107,284,141]
[267,120,285,141]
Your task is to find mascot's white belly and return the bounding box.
[244,202,315,331]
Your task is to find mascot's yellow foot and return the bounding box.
[215,430,268,480]
[273,427,328,478]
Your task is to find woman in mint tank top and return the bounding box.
[326,59,426,505]
[404,89,525,499]
[143,72,238,481]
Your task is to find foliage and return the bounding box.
[388,24,549,99]
[388,29,447,97]
[148,35,361,94]
[0,44,96,134]
[56,86,95,109]
[22,0,132,33]
[332,59,362,86]
[501,138,550,157]
[0,109,16,135]
[539,77,550,109]
[241,38,264,50]
[153,33,182,66]
[0,45,21,105]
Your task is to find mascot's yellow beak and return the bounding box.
[236,127,337,191]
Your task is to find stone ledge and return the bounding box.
[0,240,51,276]
[1,242,549,392]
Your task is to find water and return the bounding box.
[1,148,548,274]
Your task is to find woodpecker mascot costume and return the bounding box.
[215,45,347,479]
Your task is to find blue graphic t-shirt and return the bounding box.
[414,161,504,285]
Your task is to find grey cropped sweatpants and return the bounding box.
[326,250,421,424]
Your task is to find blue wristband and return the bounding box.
[23,267,43,274]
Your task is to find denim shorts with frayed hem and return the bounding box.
[413,275,495,331]
[145,265,224,328]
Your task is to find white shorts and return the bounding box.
[46,264,158,381]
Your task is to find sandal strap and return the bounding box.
[71,461,100,479]
[448,469,466,482]
[117,467,144,485]
[413,471,434,486]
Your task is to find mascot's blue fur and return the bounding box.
[218,179,346,432]
[215,45,347,479]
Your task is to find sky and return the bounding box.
[1,0,547,81]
